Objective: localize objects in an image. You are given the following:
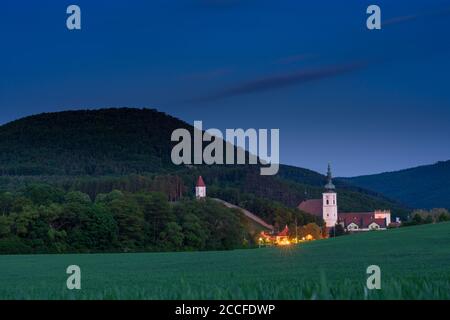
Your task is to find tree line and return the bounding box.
[402,208,450,226]
[0,184,246,254]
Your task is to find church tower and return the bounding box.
[195,176,206,199]
[322,163,338,227]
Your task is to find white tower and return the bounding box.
[322,164,338,228]
[195,176,206,199]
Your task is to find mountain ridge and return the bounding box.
[340,160,450,209]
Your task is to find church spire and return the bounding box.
[324,163,335,191]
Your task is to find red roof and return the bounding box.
[298,199,323,216]
[339,212,374,220]
[277,225,289,237]
[373,218,387,228]
[196,176,205,187]
[339,212,387,228]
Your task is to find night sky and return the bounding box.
[1,0,449,176]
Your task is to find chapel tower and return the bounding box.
[195,176,206,199]
[322,163,338,227]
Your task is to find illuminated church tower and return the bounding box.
[322,164,338,227]
[195,176,206,199]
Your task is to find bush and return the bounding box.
[0,237,32,254]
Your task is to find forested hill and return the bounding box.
[0,108,188,175]
[340,160,450,209]
[0,108,408,218]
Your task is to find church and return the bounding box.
[298,164,392,232]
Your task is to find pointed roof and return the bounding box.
[277,225,289,237]
[196,176,206,187]
[324,163,335,191]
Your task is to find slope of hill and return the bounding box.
[340,161,450,209]
[0,108,187,175]
[0,108,408,218]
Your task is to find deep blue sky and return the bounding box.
[1,0,449,176]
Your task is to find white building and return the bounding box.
[195,176,206,199]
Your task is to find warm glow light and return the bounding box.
[278,238,291,246]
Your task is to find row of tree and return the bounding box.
[0,183,326,254]
[0,184,246,254]
[402,208,450,226]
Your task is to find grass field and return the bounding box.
[1,222,450,300]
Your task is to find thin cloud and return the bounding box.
[179,68,233,81]
[384,14,419,26]
[384,6,450,26]
[275,54,314,65]
[183,5,450,104]
[188,62,368,103]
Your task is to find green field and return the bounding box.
[1,222,450,300]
